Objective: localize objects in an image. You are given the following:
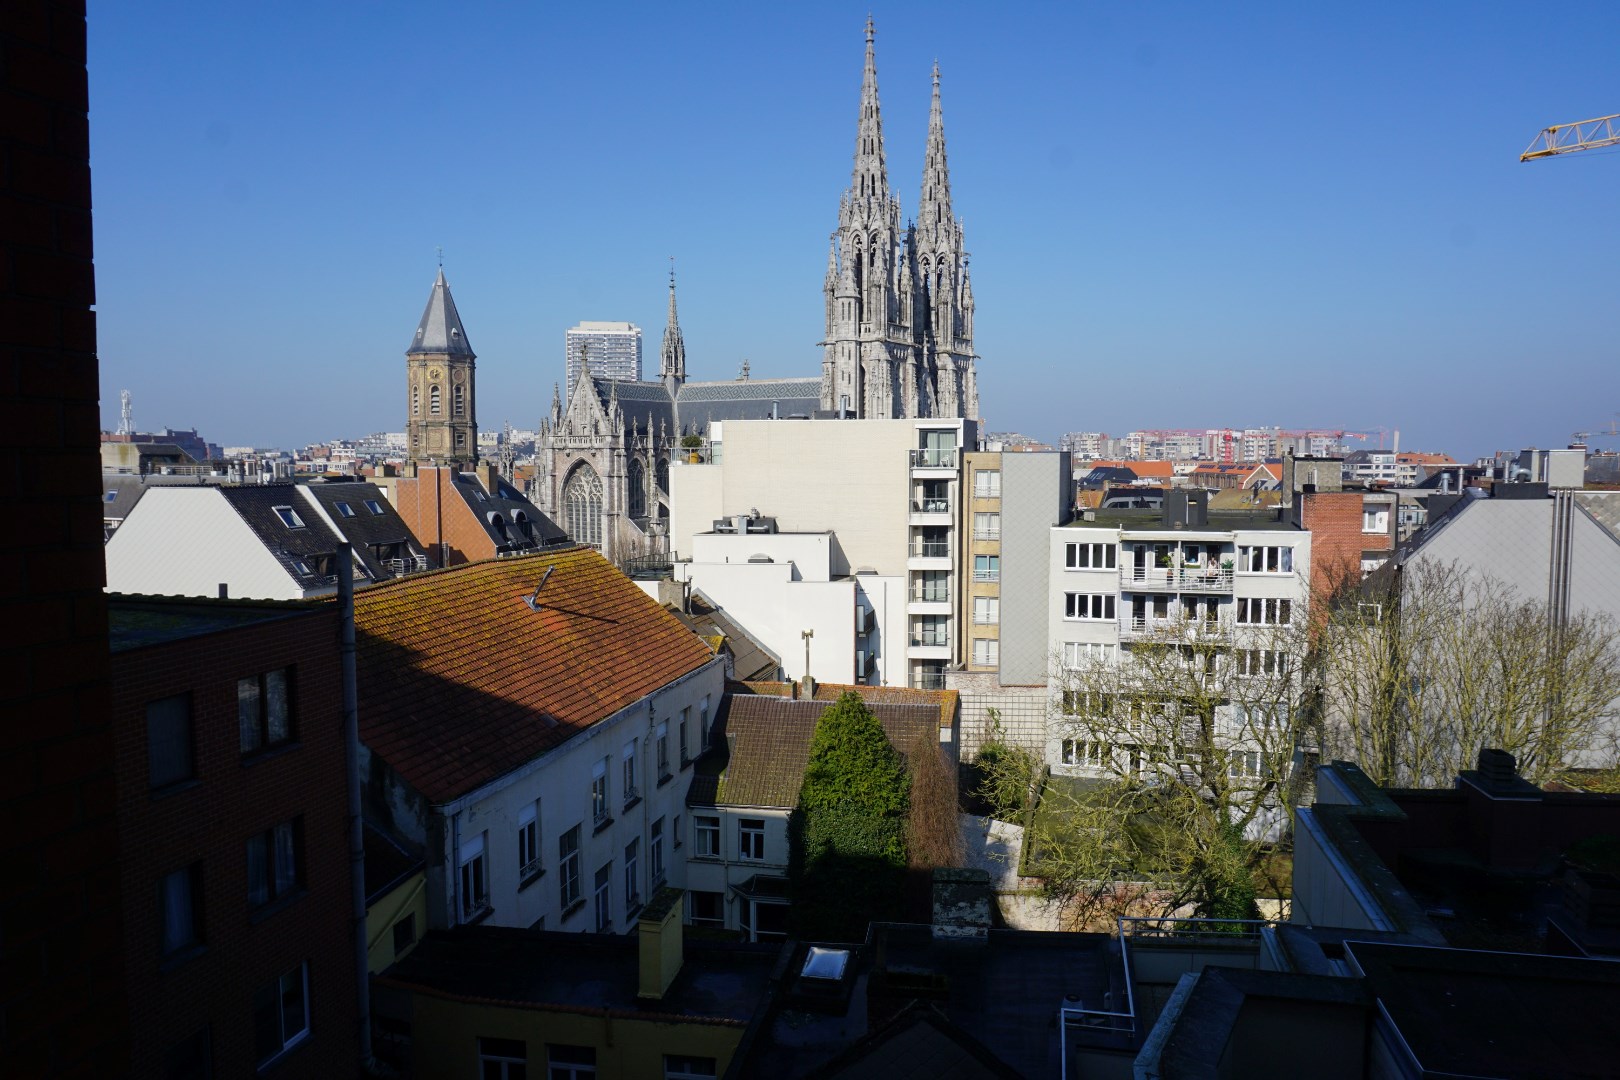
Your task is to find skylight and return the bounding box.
[336,501,355,518]
[273,506,305,529]
[365,500,385,515]
[801,947,850,981]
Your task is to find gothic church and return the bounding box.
[526,19,982,564]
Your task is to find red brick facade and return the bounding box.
[110,602,359,1077]
[391,465,500,566]
[1300,491,1393,606]
[0,3,130,1073]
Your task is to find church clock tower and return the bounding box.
[405,268,478,464]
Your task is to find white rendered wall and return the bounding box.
[104,487,303,600]
[678,560,855,685]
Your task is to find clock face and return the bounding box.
[429,367,442,379]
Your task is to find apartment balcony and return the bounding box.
[911,671,947,691]
[907,540,952,571]
[1120,566,1234,594]
[1119,615,1228,639]
[909,496,953,526]
[909,447,958,475]
[908,584,951,616]
[908,631,951,660]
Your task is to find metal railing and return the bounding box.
[911,497,951,513]
[911,541,951,558]
[972,528,1001,540]
[909,586,950,603]
[1120,566,1234,592]
[910,448,958,469]
[910,632,949,648]
[911,671,947,690]
[971,569,1000,582]
[387,555,430,575]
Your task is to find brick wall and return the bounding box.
[0,3,130,1073]
[1301,491,1380,604]
[110,606,359,1077]
[393,466,497,566]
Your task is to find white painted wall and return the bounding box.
[682,806,791,940]
[104,487,303,599]
[689,531,836,580]
[678,560,855,685]
[431,658,727,933]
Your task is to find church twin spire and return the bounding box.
[821,18,978,421]
[660,261,686,385]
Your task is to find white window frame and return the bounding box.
[695,815,720,858]
[253,962,310,1066]
[1063,641,1117,669]
[664,1055,718,1080]
[1065,542,1117,570]
[272,505,305,529]
[738,818,766,862]
[621,740,638,805]
[1363,508,1389,534]
[972,595,999,625]
[1237,597,1294,625]
[593,861,612,932]
[973,470,1001,497]
[547,1044,596,1080]
[478,1037,528,1080]
[458,831,489,921]
[518,800,541,880]
[650,817,665,886]
[624,838,640,912]
[1237,545,1294,574]
[1064,592,1117,621]
[559,825,581,909]
[973,554,1000,582]
[1061,738,1104,767]
[591,758,609,824]
[972,638,999,666]
[656,721,670,779]
[973,512,1000,540]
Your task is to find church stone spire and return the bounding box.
[660,262,686,386]
[405,267,478,464]
[851,15,890,201]
[917,61,953,233]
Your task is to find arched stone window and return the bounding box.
[412,385,420,415]
[430,385,442,415]
[627,458,646,520]
[563,462,604,549]
[453,384,464,416]
[656,457,669,495]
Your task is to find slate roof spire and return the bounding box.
[407,267,475,358]
[851,15,890,201]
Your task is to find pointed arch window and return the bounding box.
[656,457,669,495]
[430,385,442,415]
[563,463,604,549]
[627,458,646,520]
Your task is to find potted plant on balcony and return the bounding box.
[680,433,704,463]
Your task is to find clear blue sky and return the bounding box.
[89,2,1620,459]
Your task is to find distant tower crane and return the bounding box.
[1521,114,1620,161]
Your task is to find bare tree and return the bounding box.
[981,613,1310,927]
[1319,560,1620,787]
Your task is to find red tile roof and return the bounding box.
[353,547,715,803]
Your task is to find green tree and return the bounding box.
[791,692,911,940]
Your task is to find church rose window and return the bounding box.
[564,463,604,549]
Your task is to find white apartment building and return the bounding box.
[564,320,643,390]
[1046,491,1311,836]
[669,416,977,691]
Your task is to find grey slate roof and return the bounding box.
[300,480,430,580]
[676,377,823,426]
[447,471,568,553]
[219,484,366,589]
[1575,491,1620,548]
[406,268,475,357]
[591,377,676,435]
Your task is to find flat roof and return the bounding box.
[379,924,779,1025]
[108,594,320,653]
[1061,509,1299,532]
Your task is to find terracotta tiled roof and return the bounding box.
[354,548,716,803]
[690,694,940,810]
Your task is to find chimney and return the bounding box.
[636,887,686,1002]
[475,461,501,496]
[931,868,993,941]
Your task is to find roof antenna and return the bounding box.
[525,564,557,611]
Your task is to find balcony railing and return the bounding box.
[387,554,430,575]
[911,541,951,558]
[972,528,1001,540]
[971,569,1000,582]
[1120,566,1234,593]
[912,497,951,513]
[912,671,947,690]
[909,586,950,603]
[910,448,958,469]
[910,632,950,648]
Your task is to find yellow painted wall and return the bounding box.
[366,871,429,973]
[408,994,744,1079]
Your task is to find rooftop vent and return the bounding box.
[525,565,557,611]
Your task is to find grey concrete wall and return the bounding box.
[998,452,1072,685]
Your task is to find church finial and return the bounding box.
[739,358,751,381]
[851,15,889,200]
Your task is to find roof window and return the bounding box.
[364,499,385,515]
[293,559,313,576]
[336,502,356,518]
[273,506,306,529]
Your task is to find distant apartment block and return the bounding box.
[565,321,643,390]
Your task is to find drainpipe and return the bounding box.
[338,544,375,1070]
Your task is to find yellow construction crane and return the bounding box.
[1521,114,1620,161]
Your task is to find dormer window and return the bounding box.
[364,500,385,515]
[273,506,305,529]
[335,502,355,518]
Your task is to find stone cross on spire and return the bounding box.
[851,14,890,201]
